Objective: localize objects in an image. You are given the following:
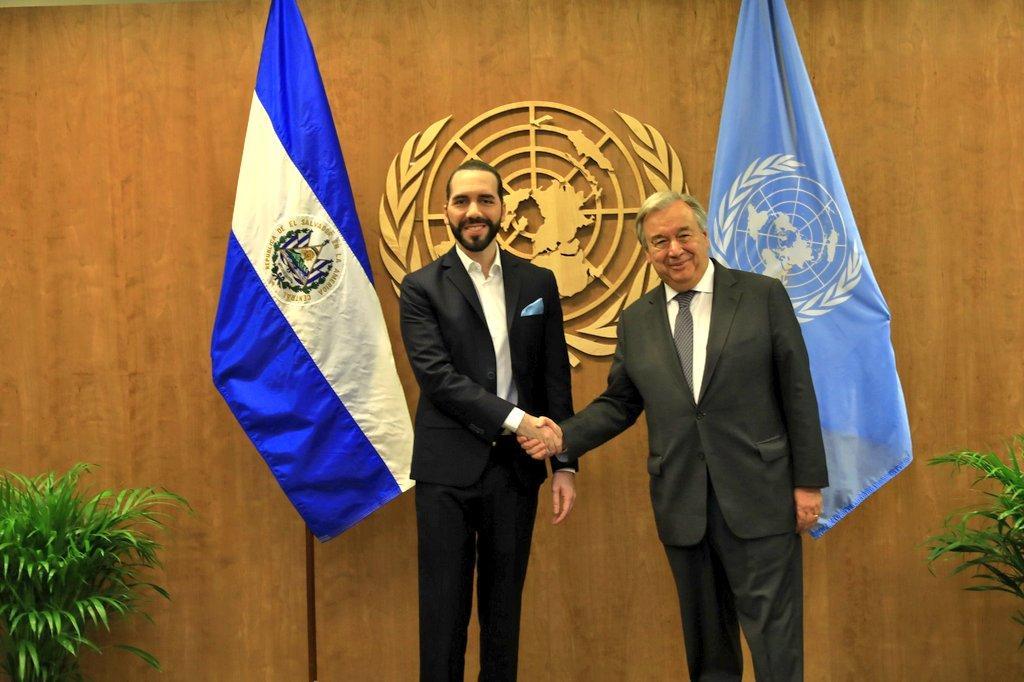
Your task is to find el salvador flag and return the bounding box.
[211,0,413,541]
[708,0,912,538]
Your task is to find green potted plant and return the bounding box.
[926,436,1024,643]
[0,463,189,680]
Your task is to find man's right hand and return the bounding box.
[516,416,562,459]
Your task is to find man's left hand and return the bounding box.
[794,487,823,533]
[551,470,576,525]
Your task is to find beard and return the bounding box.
[450,216,500,253]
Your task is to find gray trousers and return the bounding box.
[664,480,804,682]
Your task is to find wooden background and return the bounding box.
[1,0,1022,679]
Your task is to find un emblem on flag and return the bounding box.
[263,215,344,304]
[714,154,863,323]
[379,101,689,366]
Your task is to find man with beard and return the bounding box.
[399,159,577,681]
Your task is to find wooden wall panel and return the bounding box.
[0,3,307,680]
[791,1,1024,679]
[3,0,1024,680]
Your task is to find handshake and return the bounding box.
[515,415,563,460]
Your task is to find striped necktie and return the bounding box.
[673,290,697,392]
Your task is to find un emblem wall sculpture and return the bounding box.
[379,101,688,367]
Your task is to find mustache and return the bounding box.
[458,218,494,229]
[460,218,499,233]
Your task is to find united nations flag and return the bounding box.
[708,0,912,537]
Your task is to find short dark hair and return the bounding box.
[445,159,507,200]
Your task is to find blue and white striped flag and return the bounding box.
[708,0,912,538]
[211,0,412,541]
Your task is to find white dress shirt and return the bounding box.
[664,260,715,403]
[453,246,524,432]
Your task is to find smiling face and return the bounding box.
[444,169,503,254]
[643,199,710,292]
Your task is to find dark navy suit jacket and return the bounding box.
[400,247,575,488]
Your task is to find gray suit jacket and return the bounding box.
[562,261,828,545]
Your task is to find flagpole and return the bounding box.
[306,529,318,682]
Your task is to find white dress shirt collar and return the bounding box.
[454,244,502,280]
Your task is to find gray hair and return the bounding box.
[634,191,709,250]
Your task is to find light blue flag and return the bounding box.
[708,0,912,537]
[211,0,413,541]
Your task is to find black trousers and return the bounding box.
[664,480,804,682]
[416,440,540,682]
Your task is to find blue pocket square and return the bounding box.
[520,298,544,317]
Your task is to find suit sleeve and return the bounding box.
[400,274,512,441]
[560,317,645,459]
[768,278,830,488]
[537,269,577,473]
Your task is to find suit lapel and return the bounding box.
[699,262,741,403]
[502,252,523,331]
[440,248,486,324]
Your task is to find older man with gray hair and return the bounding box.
[523,190,828,681]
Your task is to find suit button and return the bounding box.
[696,412,705,420]
[487,371,496,380]
[697,451,706,460]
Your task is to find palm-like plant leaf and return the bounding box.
[0,463,189,680]
[927,436,1024,645]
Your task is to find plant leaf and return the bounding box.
[114,644,162,670]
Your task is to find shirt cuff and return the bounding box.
[503,407,525,433]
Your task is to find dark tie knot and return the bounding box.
[674,290,696,307]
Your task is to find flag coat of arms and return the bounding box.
[211,0,413,541]
[708,0,912,537]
